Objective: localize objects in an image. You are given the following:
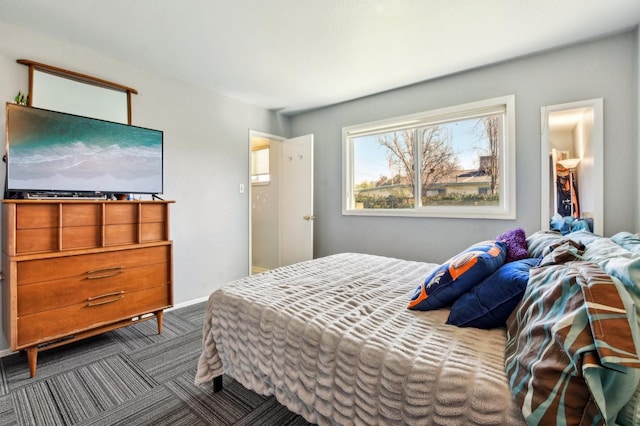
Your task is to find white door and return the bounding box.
[279,134,314,267]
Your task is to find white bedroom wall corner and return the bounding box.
[0,50,30,353]
[0,21,288,353]
[636,25,640,232]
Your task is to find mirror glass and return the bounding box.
[540,98,603,235]
[18,60,135,124]
[32,69,128,123]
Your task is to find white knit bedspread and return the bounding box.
[195,253,524,425]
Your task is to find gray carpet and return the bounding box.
[0,302,314,425]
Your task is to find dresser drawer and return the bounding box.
[16,204,58,229]
[17,245,170,285]
[17,285,171,348]
[16,228,58,253]
[17,262,169,316]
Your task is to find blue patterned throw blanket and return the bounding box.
[505,245,640,425]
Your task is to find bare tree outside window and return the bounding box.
[478,115,502,196]
[418,126,460,203]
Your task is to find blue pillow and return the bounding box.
[408,240,507,311]
[446,257,541,329]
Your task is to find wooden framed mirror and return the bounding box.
[540,98,603,235]
[17,59,137,124]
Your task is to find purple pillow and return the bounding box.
[497,228,528,263]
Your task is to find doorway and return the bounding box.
[540,99,603,235]
[249,131,314,274]
[250,132,281,273]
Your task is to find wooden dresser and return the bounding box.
[1,199,174,377]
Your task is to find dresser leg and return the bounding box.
[27,347,38,378]
[156,310,163,334]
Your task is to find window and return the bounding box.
[251,145,270,184]
[343,95,515,219]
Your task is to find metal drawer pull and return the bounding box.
[86,291,125,307]
[86,266,124,280]
[87,295,124,307]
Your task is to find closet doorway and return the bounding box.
[540,98,603,235]
[249,131,314,274]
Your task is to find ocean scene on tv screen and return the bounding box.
[7,106,163,194]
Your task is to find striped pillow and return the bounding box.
[611,231,640,253]
[407,240,506,311]
[525,230,564,258]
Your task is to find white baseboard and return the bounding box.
[0,348,14,358]
[167,296,209,311]
[0,297,210,359]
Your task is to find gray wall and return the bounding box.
[0,21,290,352]
[290,30,639,264]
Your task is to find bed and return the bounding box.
[195,231,640,425]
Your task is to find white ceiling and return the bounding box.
[0,0,639,114]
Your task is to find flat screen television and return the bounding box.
[5,103,163,198]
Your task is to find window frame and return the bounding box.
[342,95,516,219]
